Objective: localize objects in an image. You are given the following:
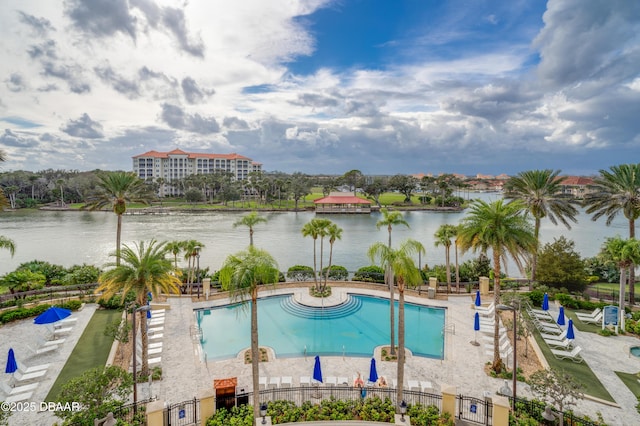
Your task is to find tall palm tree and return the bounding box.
[434,224,457,293]
[96,240,181,377]
[219,246,279,420]
[585,164,640,302]
[368,239,424,405]
[233,211,268,246]
[0,151,16,256]
[504,169,579,286]
[376,208,409,356]
[323,223,343,291]
[182,240,204,293]
[165,240,184,268]
[301,218,331,291]
[457,200,536,373]
[84,172,153,266]
[601,236,640,330]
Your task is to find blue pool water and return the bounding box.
[196,294,446,360]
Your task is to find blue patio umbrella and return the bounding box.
[34,306,71,324]
[368,358,378,384]
[542,293,549,311]
[5,348,17,377]
[475,291,481,307]
[472,312,481,345]
[313,355,323,383]
[567,319,575,340]
[147,309,152,319]
[557,307,566,326]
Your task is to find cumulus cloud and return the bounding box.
[160,103,220,134]
[60,113,104,138]
[64,0,137,41]
[181,77,214,104]
[94,64,140,98]
[17,11,55,36]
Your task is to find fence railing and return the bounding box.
[511,396,603,426]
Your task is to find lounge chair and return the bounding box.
[544,337,574,350]
[532,311,554,322]
[53,327,73,337]
[540,329,568,341]
[268,377,280,389]
[26,344,58,357]
[484,340,512,353]
[55,317,78,328]
[281,376,292,387]
[14,369,47,383]
[337,376,348,386]
[259,376,268,390]
[575,308,601,320]
[4,390,33,403]
[148,333,164,340]
[420,381,434,392]
[20,363,50,374]
[299,376,311,387]
[408,380,420,391]
[537,322,562,334]
[475,302,495,312]
[1,380,39,396]
[579,313,602,325]
[40,339,65,347]
[551,346,583,362]
[148,342,163,349]
[325,376,337,386]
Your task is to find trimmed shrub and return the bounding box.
[352,266,385,283]
[321,265,348,281]
[286,265,314,281]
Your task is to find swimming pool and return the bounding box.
[195,294,446,360]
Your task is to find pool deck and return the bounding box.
[4,287,640,425]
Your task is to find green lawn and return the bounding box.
[614,371,640,398]
[525,311,614,402]
[45,308,121,401]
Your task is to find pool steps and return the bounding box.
[280,295,362,319]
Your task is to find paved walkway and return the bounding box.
[3,289,640,425]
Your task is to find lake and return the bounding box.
[0,197,629,276]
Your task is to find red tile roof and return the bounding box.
[559,176,594,186]
[133,150,251,160]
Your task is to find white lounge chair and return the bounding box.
[20,363,50,374]
[540,329,568,341]
[1,381,39,396]
[148,342,163,349]
[575,308,601,320]
[420,381,434,392]
[579,313,602,325]
[26,345,58,357]
[53,327,73,337]
[551,346,583,362]
[484,340,512,353]
[325,376,337,386]
[14,370,46,383]
[259,377,268,390]
[337,376,348,386]
[40,339,65,347]
[4,391,33,403]
[55,317,78,328]
[408,380,420,391]
[475,302,495,312]
[281,376,292,387]
[268,377,280,389]
[544,338,574,350]
[300,376,311,387]
[148,357,161,365]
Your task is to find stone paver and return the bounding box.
[3,289,640,425]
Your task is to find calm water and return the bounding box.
[0,196,628,276]
[195,294,446,360]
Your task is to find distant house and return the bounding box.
[314,192,372,214]
[559,176,594,198]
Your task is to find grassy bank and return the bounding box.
[46,308,121,401]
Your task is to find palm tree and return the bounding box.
[0,236,16,257]
[84,172,153,266]
[601,236,640,330]
[301,218,331,291]
[368,239,424,405]
[434,224,457,293]
[457,200,536,373]
[165,240,184,269]
[56,178,65,206]
[182,240,204,294]
[504,169,579,286]
[96,240,181,377]
[219,246,279,420]
[233,212,268,246]
[585,164,640,302]
[376,208,409,356]
[323,223,343,291]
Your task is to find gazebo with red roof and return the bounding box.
[314,192,372,214]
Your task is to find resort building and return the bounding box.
[559,176,594,199]
[132,149,262,196]
[314,191,372,213]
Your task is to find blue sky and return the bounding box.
[0,0,639,176]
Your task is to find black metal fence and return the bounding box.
[215,385,442,414]
[164,397,199,426]
[458,394,492,425]
[511,396,603,426]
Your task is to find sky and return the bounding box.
[0,0,639,176]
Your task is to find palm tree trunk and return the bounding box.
[492,250,504,373]
[140,310,149,378]
[116,214,123,266]
[629,220,635,305]
[445,245,451,293]
[249,228,254,247]
[455,242,460,292]
[251,289,260,420]
[324,243,334,291]
[620,266,627,331]
[388,267,396,356]
[530,219,541,290]
[312,239,318,290]
[396,284,406,405]
[319,237,325,292]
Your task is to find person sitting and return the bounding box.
[353,372,364,388]
[377,376,387,388]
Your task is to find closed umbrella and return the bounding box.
[567,319,575,340]
[557,307,566,326]
[368,358,378,384]
[5,348,17,380]
[313,355,323,384]
[472,312,480,346]
[542,293,549,311]
[475,290,481,307]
